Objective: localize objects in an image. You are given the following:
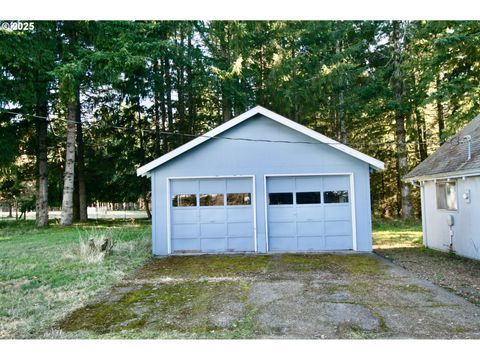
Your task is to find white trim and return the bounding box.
[264,173,356,252]
[166,177,171,254]
[252,175,258,252]
[349,173,357,251]
[151,173,156,255]
[264,172,355,177]
[166,175,254,180]
[405,170,480,182]
[263,175,269,252]
[420,183,428,248]
[166,175,257,254]
[137,106,384,176]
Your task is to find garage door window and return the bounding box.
[227,193,251,205]
[172,194,197,207]
[296,191,321,204]
[200,193,225,206]
[324,190,349,203]
[269,192,293,205]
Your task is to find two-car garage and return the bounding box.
[138,107,383,256]
[169,174,353,254]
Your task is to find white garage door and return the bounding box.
[267,175,352,252]
[170,177,255,253]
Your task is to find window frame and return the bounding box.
[436,181,458,211]
[268,192,294,205]
[323,190,349,204]
[199,193,225,207]
[227,192,252,206]
[295,191,321,205]
[172,193,197,207]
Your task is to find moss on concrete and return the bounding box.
[58,280,251,335]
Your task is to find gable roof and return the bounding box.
[137,105,384,176]
[405,115,480,180]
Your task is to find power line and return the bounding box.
[0,109,449,148]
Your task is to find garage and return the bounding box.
[138,106,383,255]
[267,175,353,252]
[169,177,255,253]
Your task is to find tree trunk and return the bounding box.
[142,191,151,219]
[153,60,162,157]
[73,174,79,221]
[177,30,186,126]
[76,88,87,222]
[336,39,347,144]
[60,97,77,226]
[164,55,173,132]
[391,21,412,220]
[186,34,197,134]
[290,46,299,122]
[35,84,49,227]
[221,86,232,123]
[436,75,445,144]
[160,58,168,153]
[415,109,428,161]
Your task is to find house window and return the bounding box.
[436,182,457,211]
[296,192,321,204]
[200,193,225,206]
[269,192,293,205]
[324,190,349,203]
[227,193,251,205]
[172,194,197,207]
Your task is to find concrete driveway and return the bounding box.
[56,253,480,339]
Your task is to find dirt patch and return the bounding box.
[376,247,480,305]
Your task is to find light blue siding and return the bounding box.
[150,114,374,255]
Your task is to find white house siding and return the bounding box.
[422,176,480,260]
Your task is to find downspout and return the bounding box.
[410,180,428,248]
[447,214,455,253]
[419,181,428,248]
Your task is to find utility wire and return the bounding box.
[0,109,452,148]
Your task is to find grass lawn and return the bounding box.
[371,218,423,249]
[0,219,151,339]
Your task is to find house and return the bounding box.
[137,106,384,255]
[404,115,480,260]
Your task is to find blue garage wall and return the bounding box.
[150,114,373,255]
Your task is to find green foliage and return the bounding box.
[1,21,480,216]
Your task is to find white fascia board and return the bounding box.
[258,107,384,170]
[404,169,480,182]
[137,105,384,176]
[137,107,261,176]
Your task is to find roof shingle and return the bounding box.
[405,115,480,179]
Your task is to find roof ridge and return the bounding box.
[137,106,384,176]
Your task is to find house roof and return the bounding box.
[137,105,385,177]
[405,115,480,180]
